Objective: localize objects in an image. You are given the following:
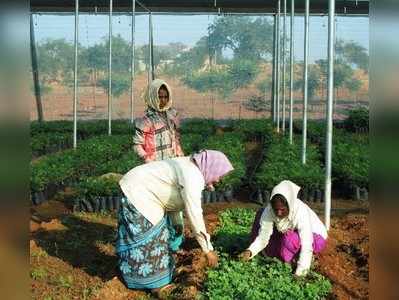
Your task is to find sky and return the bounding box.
[32,13,369,63]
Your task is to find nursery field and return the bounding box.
[30,200,368,300]
[30,110,369,299]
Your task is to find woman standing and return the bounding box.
[116,150,233,293]
[133,79,184,163]
[239,180,327,277]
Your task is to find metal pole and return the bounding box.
[302,0,309,164]
[325,0,335,231]
[73,0,79,148]
[108,0,113,136]
[282,0,287,133]
[30,14,43,123]
[289,0,295,144]
[130,0,136,123]
[272,14,277,123]
[276,0,281,133]
[150,13,155,80]
[149,12,155,82]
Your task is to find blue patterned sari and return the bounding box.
[116,197,183,289]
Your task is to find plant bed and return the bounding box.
[30,200,368,300]
[343,107,369,133]
[204,208,332,300]
[75,176,124,212]
[254,136,324,192]
[30,135,134,205]
[232,119,274,142]
[31,132,74,158]
[332,134,369,194]
[180,133,204,155]
[180,118,217,136]
[202,132,246,195]
[30,120,135,157]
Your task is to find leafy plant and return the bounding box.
[255,136,324,190]
[76,176,122,199]
[343,107,369,132]
[30,135,134,193]
[57,275,74,289]
[203,132,246,190]
[180,133,203,155]
[213,208,255,253]
[204,208,332,300]
[180,119,217,136]
[30,267,47,280]
[333,134,369,188]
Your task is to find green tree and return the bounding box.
[169,36,209,76]
[294,63,322,102]
[208,16,274,61]
[97,73,130,99]
[336,39,369,72]
[37,38,75,82]
[183,59,260,99]
[316,58,362,95]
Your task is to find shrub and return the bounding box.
[76,176,122,198]
[180,119,217,136]
[333,134,369,188]
[344,107,369,132]
[97,152,142,175]
[30,135,133,193]
[180,133,203,155]
[213,208,255,253]
[31,132,73,157]
[255,136,324,190]
[232,119,274,141]
[203,132,246,190]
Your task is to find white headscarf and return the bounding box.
[270,180,301,233]
[143,79,173,112]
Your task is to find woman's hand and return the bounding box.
[238,250,252,261]
[206,251,219,267]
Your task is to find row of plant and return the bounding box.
[30,120,135,157]
[202,208,332,299]
[343,106,369,133]
[30,135,136,204]
[73,175,123,212]
[31,132,73,158]
[31,120,134,137]
[203,132,246,192]
[332,133,369,196]
[74,180,235,213]
[293,118,369,196]
[254,134,325,204]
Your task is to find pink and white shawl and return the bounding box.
[192,150,234,184]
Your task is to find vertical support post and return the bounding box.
[289,0,295,144]
[282,0,287,133]
[108,0,113,136]
[324,0,335,230]
[149,12,155,82]
[276,0,281,133]
[302,0,309,164]
[272,13,277,123]
[30,14,43,123]
[130,0,136,123]
[73,0,79,148]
